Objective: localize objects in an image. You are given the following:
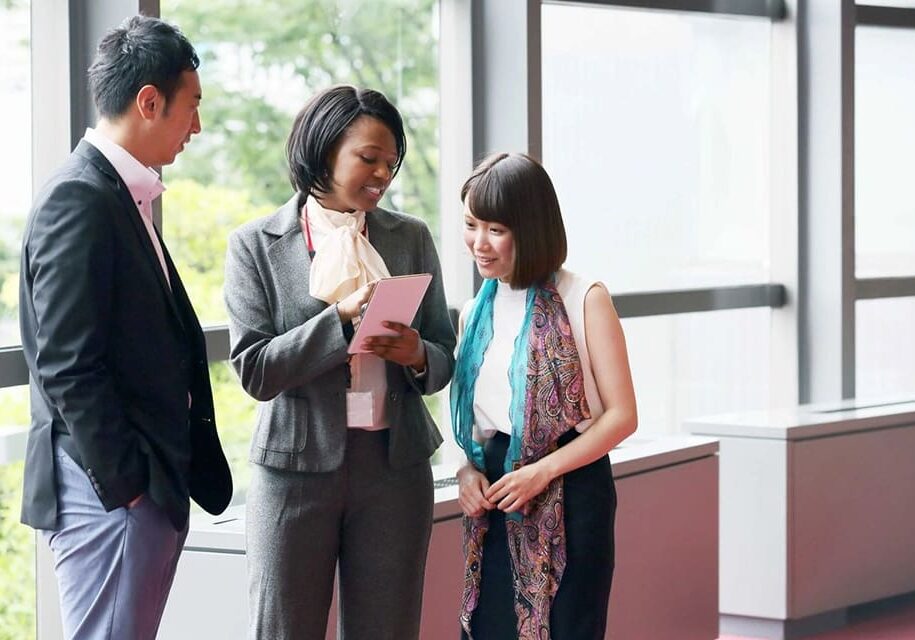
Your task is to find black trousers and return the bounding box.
[461,430,617,640]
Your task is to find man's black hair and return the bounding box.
[88,15,199,118]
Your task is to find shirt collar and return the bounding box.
[83,127,165,220]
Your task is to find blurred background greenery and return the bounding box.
[0,1,440,637]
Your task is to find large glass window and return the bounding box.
[161,0,443,491]
[855,25,915,278]
[856,297,915,399]
[0,0,31,347]
[0,2,32,637]
[622,308,770,435]
[541,4,773,434]
[542,3,771,293]
[161,0,441,325]
[0,386,33,639]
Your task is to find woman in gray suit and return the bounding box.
[224,86,455,640]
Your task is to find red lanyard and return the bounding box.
[303,204,367,254]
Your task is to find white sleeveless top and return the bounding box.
[469,269,605,439]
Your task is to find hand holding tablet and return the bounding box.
[348,274,433,355]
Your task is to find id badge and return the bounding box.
[346,391,375,426]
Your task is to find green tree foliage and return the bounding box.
[0,462,33,640]
[0,0,26,12]
[1,3,442,636]
[163,179,274,323]
[166,0,440,230]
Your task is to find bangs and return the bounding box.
[461,153,513,228]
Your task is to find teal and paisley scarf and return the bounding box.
[451,275,590,639]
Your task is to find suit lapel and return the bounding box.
[75,141,188,336]
[117,190,187,330]
[265,194,328,332]
[156,227,192,336]
[366,208,408,276]
[264,200,411,333]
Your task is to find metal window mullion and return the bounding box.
[856,277,915,300]
[0,283,790,390]
[439,0,475,307]
[797,0,856,403]
[542,0,787,20]
[856,5,915,28]
[472,0,541,160]
[0,349,31,389]
[0,326,230,390]
[470,0,541,294]
[770,0,802,407]
[613,284,786,319]
[204,326,231,362]
[843,0,857,400]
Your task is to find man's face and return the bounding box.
[150,69,201,166]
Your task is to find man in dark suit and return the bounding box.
[19,15,232,639]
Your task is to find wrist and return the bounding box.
[410,342,427,372]
[456,461,477,479]
[336,303,353,323]
[537,457,560,483]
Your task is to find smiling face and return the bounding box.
[463,203,515,283]
[317,115,398,213]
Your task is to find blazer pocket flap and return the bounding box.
[253,396,309,454]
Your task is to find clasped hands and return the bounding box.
[456,461,553,518]
[336,280,426,372]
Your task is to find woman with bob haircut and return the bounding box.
[451,152,637,639]
[224,85,455,640]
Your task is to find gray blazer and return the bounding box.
[224,193,456,471]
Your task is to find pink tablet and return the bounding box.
[348,273,433,355]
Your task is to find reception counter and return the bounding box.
[37,435,719,640]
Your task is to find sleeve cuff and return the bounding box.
[342,319,355,343]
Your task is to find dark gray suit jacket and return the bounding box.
[19,140,232,531]
[224,193,456,471]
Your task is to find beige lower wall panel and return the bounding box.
[419,516,465,637]
[608,457,719,640]
[159,519,466,640]
[38,456,718,639]
[790,425,915,617]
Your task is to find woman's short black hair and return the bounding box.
[461,153,568,289]
[286,85,407,196]
[88,15,199,119]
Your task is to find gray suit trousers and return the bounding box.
[246,429,433,640]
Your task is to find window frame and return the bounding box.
[5,0,914,635]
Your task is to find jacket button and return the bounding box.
[388,392,399,401]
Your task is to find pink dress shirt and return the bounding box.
[83,128,170,288]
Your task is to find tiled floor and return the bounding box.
[719,594,915,640]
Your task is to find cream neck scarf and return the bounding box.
[305,194,390,304]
